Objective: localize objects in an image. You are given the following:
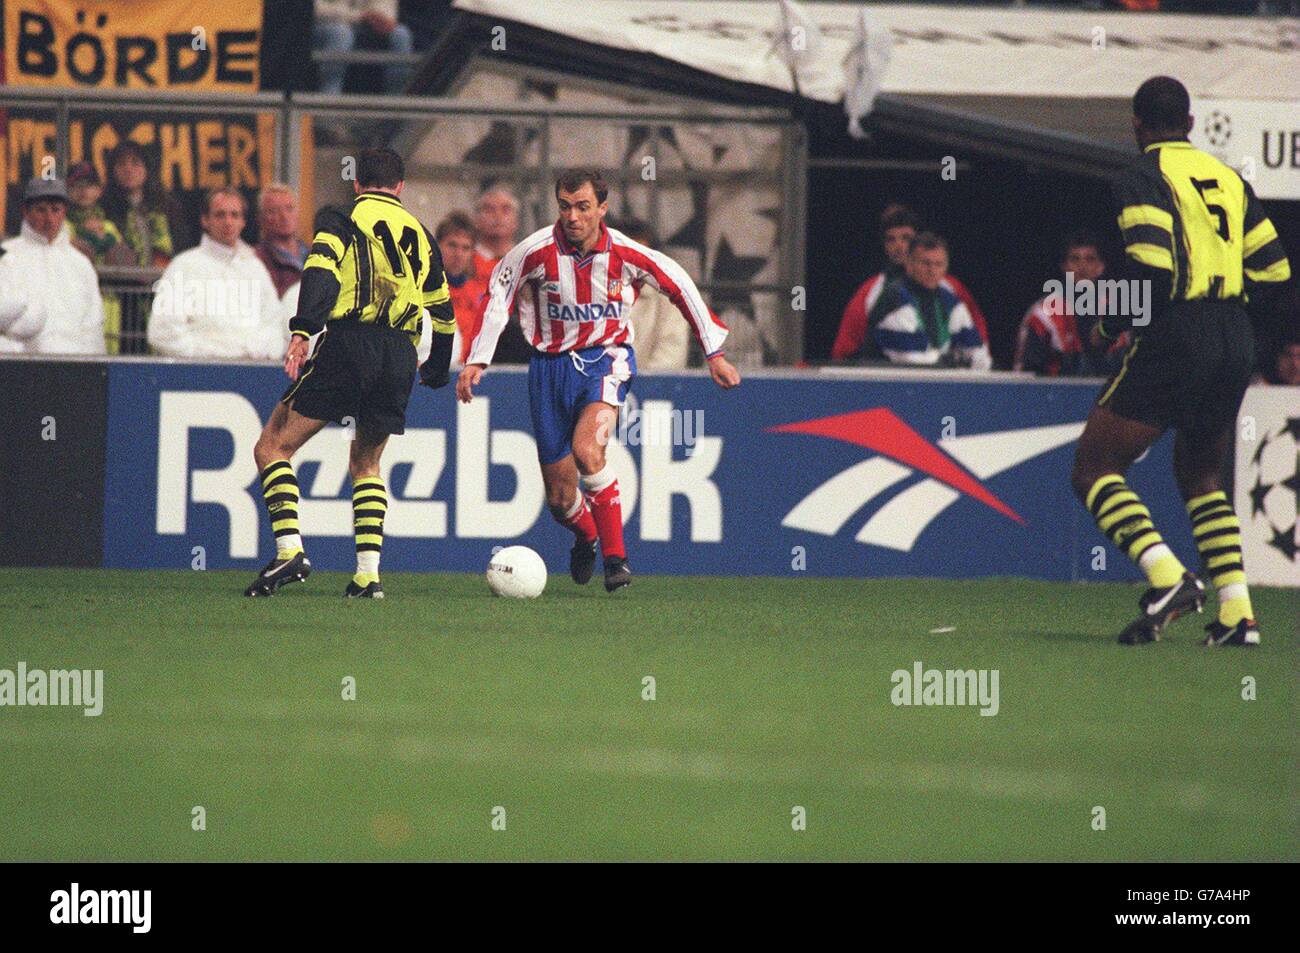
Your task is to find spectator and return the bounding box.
[66,161,131,266]
[1267,335,1300,386]
[832,203,989,361]
[148,188,287,360]
[101,140,183,266]
[434,211,489,364]
[1013,232,1128,376]
[469,185,531,363]
[472,185,520,273]
[870,232,991,370]
[0,241,45,353]
[0,178,105,355]
[254,183,309,299]
[314,1,414,95]
[618,219,690,370]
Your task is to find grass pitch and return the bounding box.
[0,569,1294,861]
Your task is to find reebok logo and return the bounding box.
[770,408,1084,552]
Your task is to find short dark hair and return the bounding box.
[880,204,919,238]
[1061,230,1104,261]
[555,169,607,204]
[1133,76,1190,133]
[201,186,248,217]
[909,231,947,255]
[435,210,477,243]
[357,148,404,189]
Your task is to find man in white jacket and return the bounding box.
[149,188,288,360]
[0,244,46,353]
[1,178,103,355]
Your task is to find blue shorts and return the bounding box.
[529,345,636,465]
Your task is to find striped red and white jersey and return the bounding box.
[465,221,728,366]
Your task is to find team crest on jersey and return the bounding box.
[607,279,623,299]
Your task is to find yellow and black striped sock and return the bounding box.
[261,460,303,557]
[1086,474,1185,588]
[352,476,387,587]
[1186,491,1253,626]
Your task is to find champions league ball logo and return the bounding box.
[1246,415,1300,564]
[1204,110,1233,149]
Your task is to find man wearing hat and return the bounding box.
[0,176,106,354]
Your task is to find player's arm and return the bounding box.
[1107,169,1174,339]
[284,207,353,378]
[291,207,352,339]
[1241,179,1291,302]
[418,226,456,389]
[624,243,739,387]
[464,242,533,367]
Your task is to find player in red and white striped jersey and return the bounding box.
[458,170,741,592]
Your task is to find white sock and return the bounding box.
[276,533,303,556]
[1137,543,1174,576]
[580,465,616,496]
[356,550,379,578]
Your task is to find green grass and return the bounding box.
[0,569,1294,861]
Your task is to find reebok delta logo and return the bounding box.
[770,408,1084,552]
[50,884,151,933]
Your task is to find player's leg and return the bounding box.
[529,354,599,583]
[572,400,631,591]
[1173,426,1256,645]
[540,454,599,584]
[1173,319,1259,646]
[1072,404,1184,584]
[246,402,328,596]
[1071,405,1203,642]
[345,424,389,599]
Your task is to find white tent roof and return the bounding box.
[452,0,1298,103]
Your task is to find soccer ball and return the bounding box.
[485,546,547,599]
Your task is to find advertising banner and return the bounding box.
[101,362,1202,582]
[1234,385,1300,587]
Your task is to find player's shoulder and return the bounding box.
[312,204,355,238]
[1113,150,1163,192]
[607,227,660,263]
[508,225,557,264]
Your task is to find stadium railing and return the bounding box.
[2,86,806,365]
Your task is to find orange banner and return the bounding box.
[4,0,262,91]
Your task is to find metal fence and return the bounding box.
[1,85,805,364]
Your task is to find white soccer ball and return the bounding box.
[485,546,548,599]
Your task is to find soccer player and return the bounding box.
[245,148,456,599]
[456,169,741,591]
[1071,76,1291,646]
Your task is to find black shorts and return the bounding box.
[1096,300,1254,434]
[282,320,418,436]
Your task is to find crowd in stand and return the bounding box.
[1,168,1297,386]
[2,0,1295,383]
[827,202,1298,386]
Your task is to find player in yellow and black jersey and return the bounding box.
[1071,77,1292,647]
[245,148,456,600]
